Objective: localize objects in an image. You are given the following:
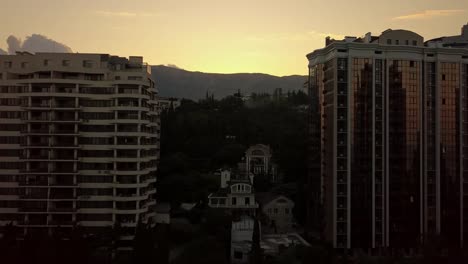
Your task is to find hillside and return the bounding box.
[151,65,307,100]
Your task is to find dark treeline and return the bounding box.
[158,91,309,207]
[0,221,170,264]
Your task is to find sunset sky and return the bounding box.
[1,0,467,76]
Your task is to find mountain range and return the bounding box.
[151,65,307,100]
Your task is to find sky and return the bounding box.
[0,0,467,76]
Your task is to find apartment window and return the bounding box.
[128,76,142,81]
[21,62,28,68]
[232,197,237,205]
[78,201,113,208]
[245,197,250,205]
[62,60,70,66]
[4,61,12,68]
[0,136,22,144]
[405,40,409,45]
[79,188,113,196]
[83,60,93,68]
[285,208,290,215]
[410,61,415,67]
[43,60,50,66]
[387,39,392,45]
[412,40,417,46]
[77,214,112,221]
[0,162,22,169]
[395,40,399,45]
[442,74,446,81]
[115,76,121,80]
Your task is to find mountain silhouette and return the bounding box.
[151,65,307,100]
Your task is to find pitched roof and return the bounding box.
[256,192,293,206]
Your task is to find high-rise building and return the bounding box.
[0,52,159,250]
[307,28,468,252]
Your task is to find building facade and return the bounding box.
[0,52,159,249]
[208,169,258,216]
[307,28,468,251]
[426,23,468,48]
[257,193,295,233]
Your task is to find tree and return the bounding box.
[154,224,170,264]
[0,222,19,263]
[132,220,155,263]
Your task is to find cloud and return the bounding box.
[95,10,156,17]
[4,34,72,54]
[393,9,465,20]
[7,36,21,54]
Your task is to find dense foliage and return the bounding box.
[158,91,309,208]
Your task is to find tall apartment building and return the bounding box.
[307,28,468,252]
[0,52,159,249]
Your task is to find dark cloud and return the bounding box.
[21,34,72,53]
[7,36,21,54]
[4,34,72,54]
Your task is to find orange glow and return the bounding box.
[0,0,466,76]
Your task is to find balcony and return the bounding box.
[52,129,76,134]
[19,180,48,186]
[48,220,74,226]
[18,207,47,212]
[50,194,75,200]
[23,167,49,173]
[21,193,48,199]
[28,128,50,134]
[52,169,77,174]
[49,207,76,213]
[18,220,48,226]
[29,115,51,122]
[53,102,78,109]
[55,87,75,93]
